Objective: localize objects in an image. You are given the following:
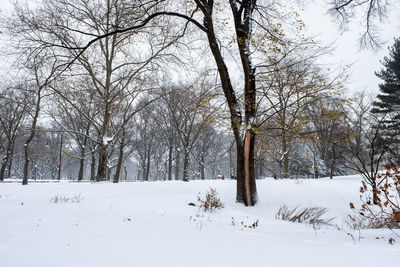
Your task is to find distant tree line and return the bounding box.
[0,0,399,208]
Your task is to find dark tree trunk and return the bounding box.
[23,89,42,185]
[329,146,336,179]
[90,150,96,182]
[107,166,111,181]
[372,181,379,205]
[195,1,257,205]
[182,148,189,182]
[23,144,30,185]
[0,161,7,181]
[175,147,180,180]
[78,146,85,182]
[78,126,90,181]
[0,141,12,181]
[144,149,151,181]
[200,154,205,180]
[167,143,173,181]
[123,165,127,181]
[7,139,15,178]
[96,102,111,181]
[96,144,108,181]
[282,137,289,178]
[113,135,125,183]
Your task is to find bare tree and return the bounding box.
[49,78,100,181]
[0,83,29,181]
[345,93,389,203]
[21,53,57,185]
[328,0,392,48]
[307,95,349,179]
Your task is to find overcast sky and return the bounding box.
[0,0,399,96]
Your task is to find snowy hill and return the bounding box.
[0,176,398,267]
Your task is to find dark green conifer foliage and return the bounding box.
[371,38,400,156]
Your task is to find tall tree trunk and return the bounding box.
[113,135,125,183]
[282,136,289,178]
[78,147,85,182]
[372,181,379,205]
[175,147,180,180]
[182,147,189,182]
[96,102,111,181]
[144,151,151,181]
[329,146,336,179]
[107,166,111,181]
[0,140,12,181]
[200,154,205,180]
[78,127,90,181]
[7,139,15,178]
[90,150,96,182]
[198,2,257,205]
[167,143,173,181]
[23,143,30,185]
[23,89,42,185]
[96,144,108,181]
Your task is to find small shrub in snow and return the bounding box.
[350,158,400,229]
[275,205,334,226]
[197,187,224,212]
[50,194,83,204]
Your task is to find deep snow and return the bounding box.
[0,175,399,267]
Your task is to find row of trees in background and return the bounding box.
[0,71,392,183]
[0,0,398,207]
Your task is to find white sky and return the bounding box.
[300,2,400,95]
[0,0,399,96]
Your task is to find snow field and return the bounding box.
[0,176,399,267]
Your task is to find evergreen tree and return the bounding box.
[371,37,400,157]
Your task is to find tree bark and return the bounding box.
[330,147,336,179]
[175,147,180,180]
[282,136,289,178]
[113,135,125,183]
[96,144,108,181]
[200,154,205,180]
[182,148,190,182]
[144,148,151,181]
[0,141,12,181]
[23,88,42,185]
[90,150,96,181]
[7,139,15,178]
[167,142,173,181]
[201,6,257,205]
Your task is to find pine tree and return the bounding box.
[371,37,400,157]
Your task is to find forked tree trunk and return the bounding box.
[202,4,257,205]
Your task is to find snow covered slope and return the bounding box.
[0,176,398,267]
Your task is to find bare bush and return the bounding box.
[197,188,224,212]
[50,194,83,204]
[275,205,335,226]
[350,158,400,229]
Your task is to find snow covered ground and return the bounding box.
[0,175,399,267]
